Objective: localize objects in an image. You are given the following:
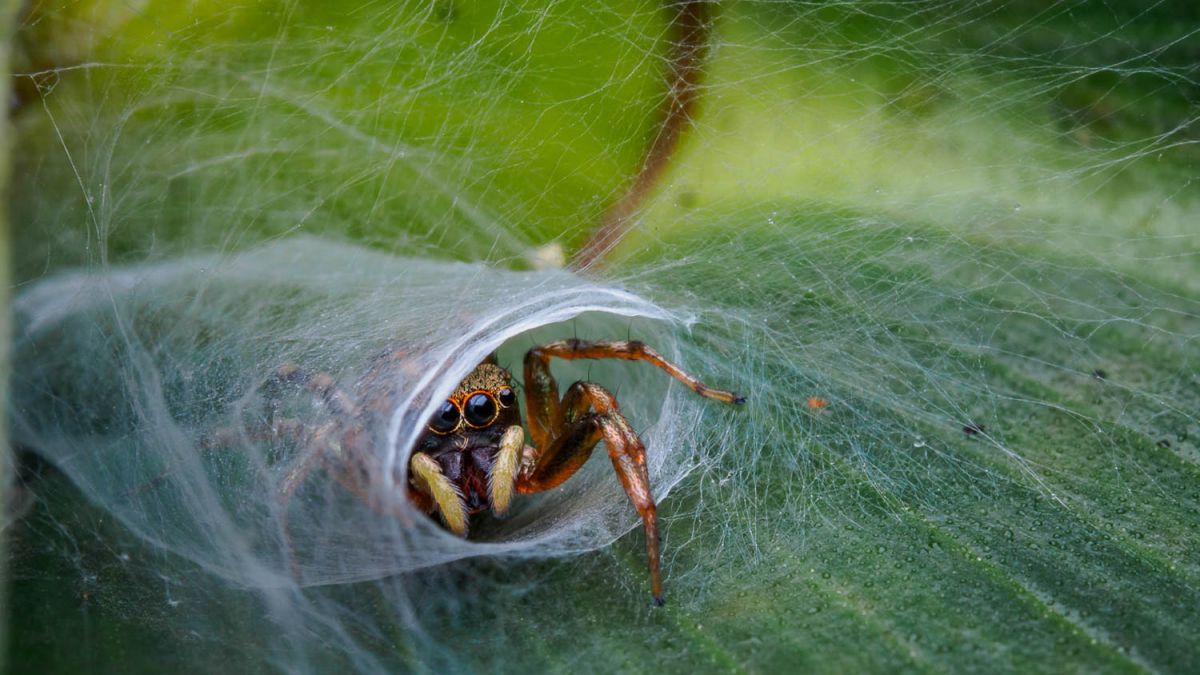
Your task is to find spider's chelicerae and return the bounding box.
[263,339,743,605]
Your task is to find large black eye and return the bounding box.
[497,387,516,408]
[463,392,498,427]
[428,400,460,434]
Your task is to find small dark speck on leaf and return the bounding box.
[434,0,457,23]
[963,423,986,436]
[1156,439,1171,449]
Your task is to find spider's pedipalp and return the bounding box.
[488,425,523,516]
[410,453,468,536]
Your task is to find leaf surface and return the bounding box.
[7,2,1198,673]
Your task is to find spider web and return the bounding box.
[6,1,1199,672]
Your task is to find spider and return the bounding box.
[255,338,743,605]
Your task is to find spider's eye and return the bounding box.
[497,387,516,408]
[463,392,498,427]
[428,400,460,434]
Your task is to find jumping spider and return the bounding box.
[260,339,743,605]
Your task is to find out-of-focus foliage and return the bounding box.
[0,0,15,667]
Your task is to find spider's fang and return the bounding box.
[488,425,523,516]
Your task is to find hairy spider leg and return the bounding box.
[267,363,415,577]
[517,378,666,603]
[524,339,745,408]
[268,421,418,581]
[518,339,744,605]
[274,422,337,579]
[266,363,366,498]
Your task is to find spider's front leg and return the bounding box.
[516,380,665,604]
[518,339,744,605]
[523,339,745,413]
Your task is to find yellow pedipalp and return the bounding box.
[489,425,523,516]
[410,453,468,536]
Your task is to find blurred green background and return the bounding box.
[6,1,1199,672]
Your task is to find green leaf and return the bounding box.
[8,1,1199,673]
[0,0,16,666]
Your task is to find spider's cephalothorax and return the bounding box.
[261,339,743,606]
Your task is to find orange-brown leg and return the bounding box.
[522,339,743,451]
[522,346,566,451]
[517,381,667,605]
[519,381,629,487]
[524,339,745,409]
[518,340,742,604]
